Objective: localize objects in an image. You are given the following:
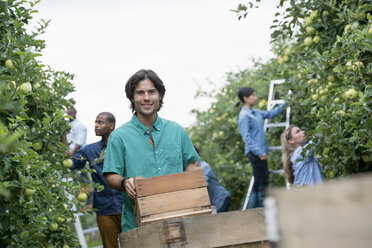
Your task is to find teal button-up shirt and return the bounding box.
[103,114,199,232]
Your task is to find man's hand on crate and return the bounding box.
[124,177,137,200]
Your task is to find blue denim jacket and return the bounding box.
[291,140,323,186]
[72,140,123,215]
[238,104,285,157]
[198,161,230,212]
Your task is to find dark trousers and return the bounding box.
[246,152,269,193]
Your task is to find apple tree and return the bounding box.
[234,0,372,177]
[1,1,98,247]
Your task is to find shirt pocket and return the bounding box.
[158,144,182,167]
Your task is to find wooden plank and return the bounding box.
[180,209,267,247]
[120,221,165,248]
[141,207,212,226]
[120,209,268,248]
[269,173,372,248]
[137,187,211,216]
[134,168,206,197]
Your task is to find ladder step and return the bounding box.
[267,123,287,128]
[271,79,285,85]
[269,146,282,151]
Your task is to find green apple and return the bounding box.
[33,142,42,151]
[283,48,291,56]
[343,88,358,100]
[49,222,58,231]
[304,16,312,26]
[304,37,313,46]
[258,99,267,108]
[5,59,14,70]
[62,245,69,248]
[310,10,318,19]
[353,61,363,70]
[57,217,65,223]
[362,155,370,163]
[334,97,340,103]
[327,170,335,178]
[327,75,336,82]
[313,35,320,43]
[306,26,316,34]
[337,110,345,116]
[283,55,289,62]
[25,188,35,197]
[77,193,88,202]
[367,26,372,39]
[33,82,41,89]
[346,61,353,69]
[19,83,32,93]
[62,158,73,168]
[311,94,318,101]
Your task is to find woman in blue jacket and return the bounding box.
[236,87,285,208]
[281,125,323,186]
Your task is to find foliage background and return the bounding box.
[190,0,372,210]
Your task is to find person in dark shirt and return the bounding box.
[72,112,123,248]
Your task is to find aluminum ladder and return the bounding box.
[242,79,291,210]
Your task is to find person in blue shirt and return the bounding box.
[236,87,285,208]
[194,146,230,213]
[281,125,323,186]
[72,112,123,248]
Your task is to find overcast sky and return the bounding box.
[33,0,277,143]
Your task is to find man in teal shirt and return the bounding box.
[103,69,199,232]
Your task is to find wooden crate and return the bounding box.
[268,173,372,248]
[120,209,269,248]
[134,168,212,226]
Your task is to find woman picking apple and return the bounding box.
[236,87,285,208]
[281,125,323,186]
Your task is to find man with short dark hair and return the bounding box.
[72,112,123,248]
[103,69,199,232]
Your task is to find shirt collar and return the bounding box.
[98,140,106,149]
[242,106,255,113]
[131,113,163,134]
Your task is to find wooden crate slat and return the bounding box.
[140,207,212,226]
[135,168,206,197]
[137,187,211,216]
